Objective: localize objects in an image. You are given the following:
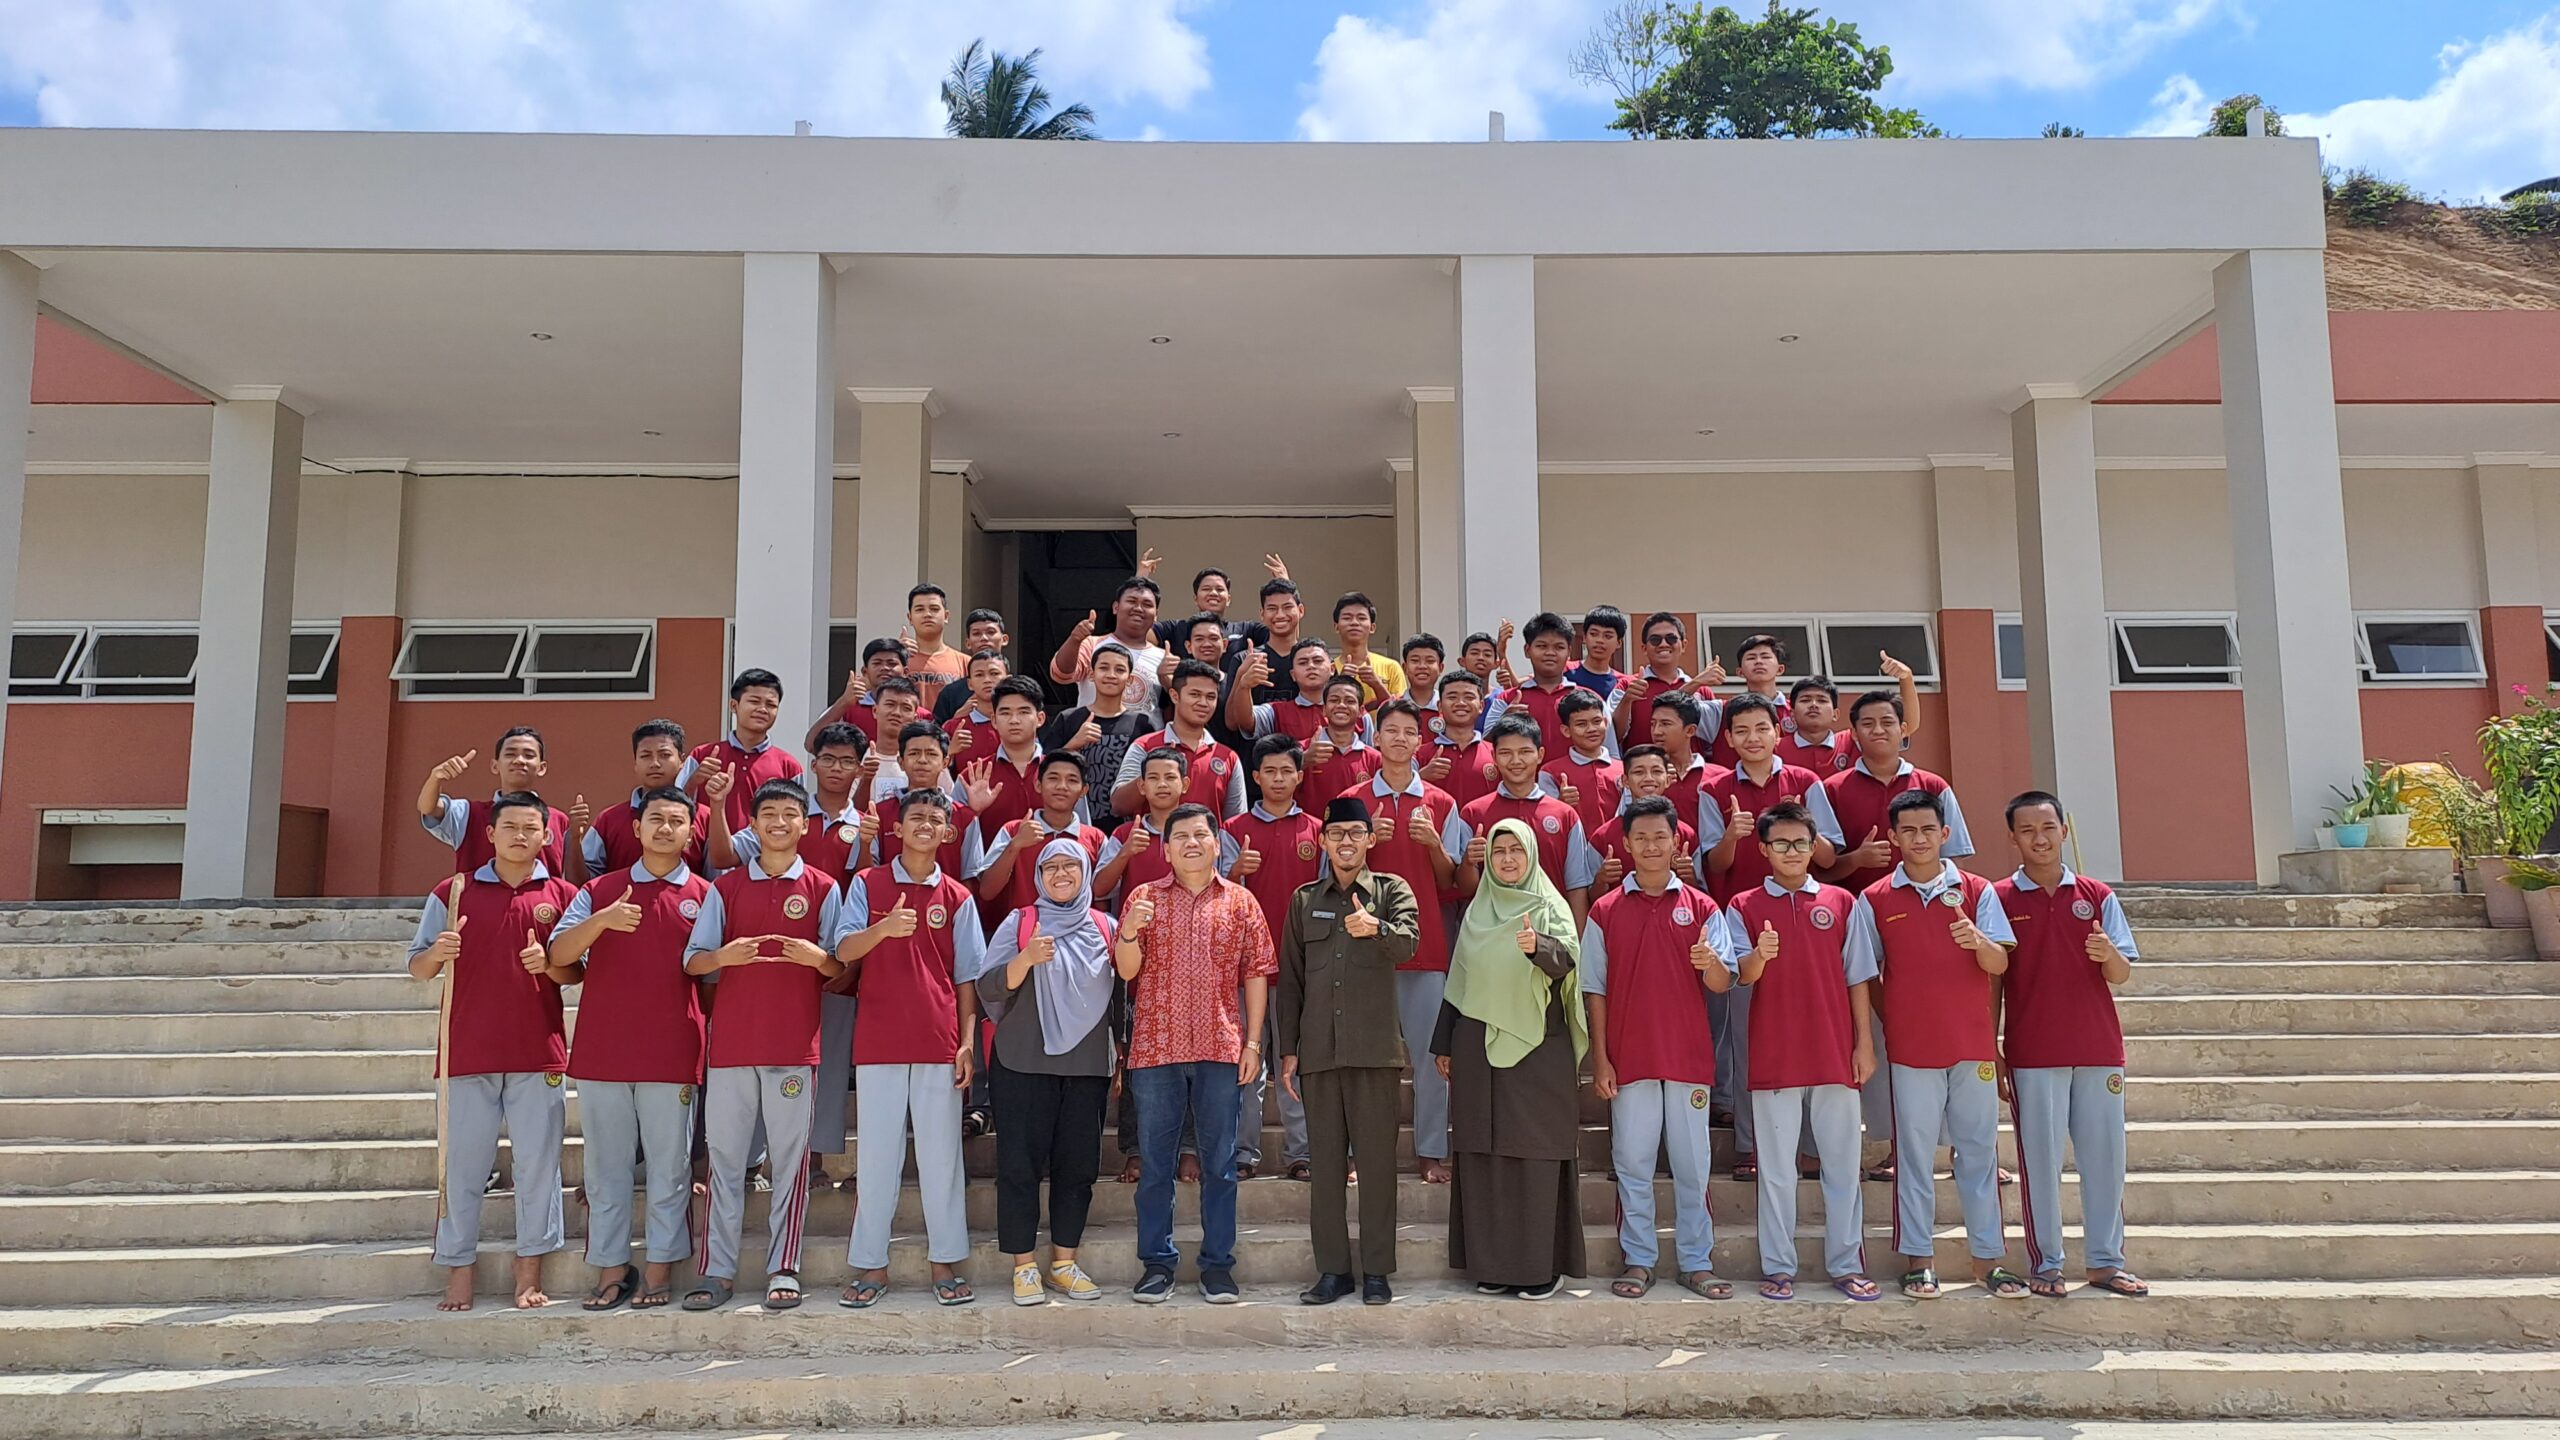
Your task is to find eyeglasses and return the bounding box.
[1644,634,1681,646]
[1763,837,1815,854]
[1320,828,1370,842]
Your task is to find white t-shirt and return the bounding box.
[1073,632,1170,715]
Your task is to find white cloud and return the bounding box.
[1858,0,2225,98]
[2293,13,2560,204]
[1297,0,1592,142]
[0,0,1212,136]
[2131,72,2210,136]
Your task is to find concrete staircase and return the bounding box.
[0,892,2556,1435]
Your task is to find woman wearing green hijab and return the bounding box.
[1432,817,1590,1298]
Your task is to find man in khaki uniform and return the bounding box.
[1277,795,1421,1306]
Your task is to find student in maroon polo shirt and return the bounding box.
[404,791,584,1312]
[417,726,583,882]
[1219,735,1322,1181]
[682,669,809,839]
[1421,670,1499,810]
[1401,635,1446,725]
[1645,692,1724,833]
[1301,674,1383,808]
[1457,630,1502,689]
[1452,714,1603,927]
[1113,660,1245,820]
[1359,699,1462,1184]
[1226,638,1335,747]
[583,720,719,880]
[1608,612,1716,753]
[1539,687,1624,838]
[851,678,924,808]
[955,675,1049,840]
[836,788,985,1309]
[805,637,908,752]
[1591,745,1698,891]
[547,787,711,1312]
[1823,689,1975,896]
[1720,800,1877,1302]
[1778,677,1857,775]
[1582,796,1736,1301]
[1096,748,1188,907]
[940,650,1009,774]
[875,722,973,881]
[1843,788,2024,1300]
[1701,633,1790,769]
[1697,694,1844,903]
[1996,789,2146,1300]
[971,752,1110,919]
[679,780,850,1313]
[1493,612,1580,748]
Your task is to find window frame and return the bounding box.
[515,624,653,683]
[1694,614,1939,689]
[2110,613,2243,688]
[2543,612,2560,689]
[1993,613,2027,691]
[392,621,656,700]
[2355,611,2486,685]
[7,625,90,693]
[77,625,201,692]
[1815,613,1940,687]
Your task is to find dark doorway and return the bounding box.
[1015,530,1140,708]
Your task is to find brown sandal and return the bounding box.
[1609,1266,1654,1299]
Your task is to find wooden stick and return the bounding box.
[433,876,463,1224]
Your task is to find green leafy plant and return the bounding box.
[2478,690,2560,856]
[1617,2,1927,140]
[939,39,1098,140]
[2499,857,2560,892]
[2484,190,2560,239]
[2327,759,2405,823]
[2206,93,2284,137]
[2329,168,2417,226]
[2432,767,2508,868]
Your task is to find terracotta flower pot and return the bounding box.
[2523,885,2560,962]
[2477,856,2533,930]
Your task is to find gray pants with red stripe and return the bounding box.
[1887,1060,2003,1262]
[2011,1065,2129,1276]
[701,1065,815,1282]
[1750,1083,1864,1281]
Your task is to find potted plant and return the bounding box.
[2476,691,2560,927]
[2504,856,2560,960]
[2325,800,2370,850]
[2361,762,2412,848]
[2438,769,2524,925]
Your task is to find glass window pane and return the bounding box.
[2121,622,2236,672]
[521,628,646,679]
[828,625,864,693]
[2545,622,2560,687]
[1822,622,1934,682]
[401,629,521,679]
[2364,620,2479,677]
[1995,622,2026,684]
[10,631,80,685]
[86,632,198,683]
[1703,623,1814,679]
[288,631,339,697]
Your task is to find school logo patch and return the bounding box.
[2071,898,2097,922]
[2105,1072,2123,1095]
[1540,814,1562,835]
[677,1084,695,1107]
[1297,840,1317,861]
[1211,757,1229,775]
[1831,752,1852,772]
[1941,889,1965,911]
[926,904,950,930]
[780,1075,805,1099]
[1481,762,1498,781]
[532,903,559,925]
[1977,1062,1997,1083]
[544,1072,564,1088]
[678,898,701,921]
[1672,905,1695,927]
[782,894,810,921]
[1810,906,1836,930]
[837,823,860,845]
[1689,1087,1709,1111]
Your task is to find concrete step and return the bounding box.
[7,1278,2556,1375]
[15,1166,2559,1249]
[2132,960,2560,996]
[2129,1032,2560,1075]
[0,941,395,981]
[0,973,429,1015]
[2115,893,2484,928]
[2118,994,2560,1035]
[2135,928,2532,961]
[2116,1073,2560,1121]
[2,1344,2552,1436]
[7,1214,2560,1306]
[0,906,417,945]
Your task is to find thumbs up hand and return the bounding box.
[2085,929,2123,966]
[1124,888,1157,935]
[1879,651,1913,684]
[898,624,918,654]
[568,795,591,837]
[1306,734,1337,769]
[431,750,478,784]
[1343,893,1379,938]
[840,668,869,703]
[1848,826,1892,869]
[1069,716,1103,752]
[1597,853,1625,890]
[1421,749,1452,782]
[1026,932,1057,966]
[1728,795,1754,834]
[518,928,549,976]
[699,757,734,805]
[878,894,920,939]
[1690,926,1720,972]
[1515,915,1539,955]
[1464,832,1490,868]
[1754,920,1781,963]
[1125,824,1154,857]
[1232,837,1262,877]
[1558,777,1582,810]
[1949,912,1985,949]
[1407,805,1435,845]
[598,896,644,933]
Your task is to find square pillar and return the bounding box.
[0,255,34,795]
[2475,453,2550,715]
[1455,257,1540,634]
[1931,459,2009,816]
[1406,386,1461,640]
[321,471,405,896]
[2012,391,2124,879]
[181,388,305,898]
[735,254,837,744]
[922,465,967,609]
[852,388,940,656]
[2215,249,2364,881]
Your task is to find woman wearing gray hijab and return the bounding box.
[977,837,1128,1305]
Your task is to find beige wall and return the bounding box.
[2099,470,2235,612]
[2345,468,2484,611]
[827,477,861,619]
[1541,471,1940,616]
[14,472,364,622]
[1137,515,1401,638]
[402,474,740,620]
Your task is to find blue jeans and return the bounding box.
[1130,1060,1242,1274]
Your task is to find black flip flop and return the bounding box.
[581,1270,635,1312]
[2087,1271,2150,1297]
[680,1277,734,1311]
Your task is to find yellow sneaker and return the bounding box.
[1011,1263,1043,1307]
[1046,1261,1101,1301]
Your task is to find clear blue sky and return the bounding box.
[2,1,2553,201]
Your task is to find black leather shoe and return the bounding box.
[1362,1275,1393,1306]
[1300,1272,1357,1305]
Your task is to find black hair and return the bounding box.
[1374,697,1425,730]
[495,725,546,757]
[810,721,867,757]
[1849,688,1904,726]
[636,785,695,819]
[1789,675,1840,705]
[1622,743,1670,768]
[1889,788,1947,825]
[1523,612,1573,647]
[2006,789,2066,829]
[1437,668,1486,695]
[1037,751,1086,782]
[1556,687,1605,722]
[861,636,907,667]
[1140,747,1192,779]
[1166,802,1219,839]
[963,607,1005,632]
[1402,633,1445,663]
[749,779,811,818]
[1286,637,1332,665]
[1650,690,1703,729]
[1487,713,1544,751]
[729,669,783,702]
[1320,673,1366,704]
[488,790,548,824]
[898,786,952,817]
[967,647,1008,670]
[1192,567,1229,593]
[990,675,1046,711]
[1736,632,1789,667]
[1250,733,1305,770]
[1332,590,1376,622]
[1641,612,1686,643]
[1259,578,1301,605]
[1460,631,1497,653]
[1091,641,1134,669]
[897,719,947,753]
[907,583,947,606]
[1169,658,1223,693]
[872,675,920,702]
[1114,575,1162,606]
[631,719,685,752]
[1755,798,1815,843]
[1623,794,1679,835]
[1181,613,1226,643]
[1581,605,1628,641]
[1721,692,1784,735]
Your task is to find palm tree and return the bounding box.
[940,39,1098,140]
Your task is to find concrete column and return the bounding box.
[1392,463,1420,645]
[734,254,837,744]
[852,387,939,660]
[2214,249,2365,881]
[1406,386,1460,640]
[922,466,967,607]
[322,471,405,896]
[1930,459,2009,821]
[2011,391,2123,879]
[2475,454,2550,715]
[1454,258,1539,633]
[0,255,34,797]
[181,388,305,898]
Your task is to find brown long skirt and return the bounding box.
[1447,1150,1586,1288]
